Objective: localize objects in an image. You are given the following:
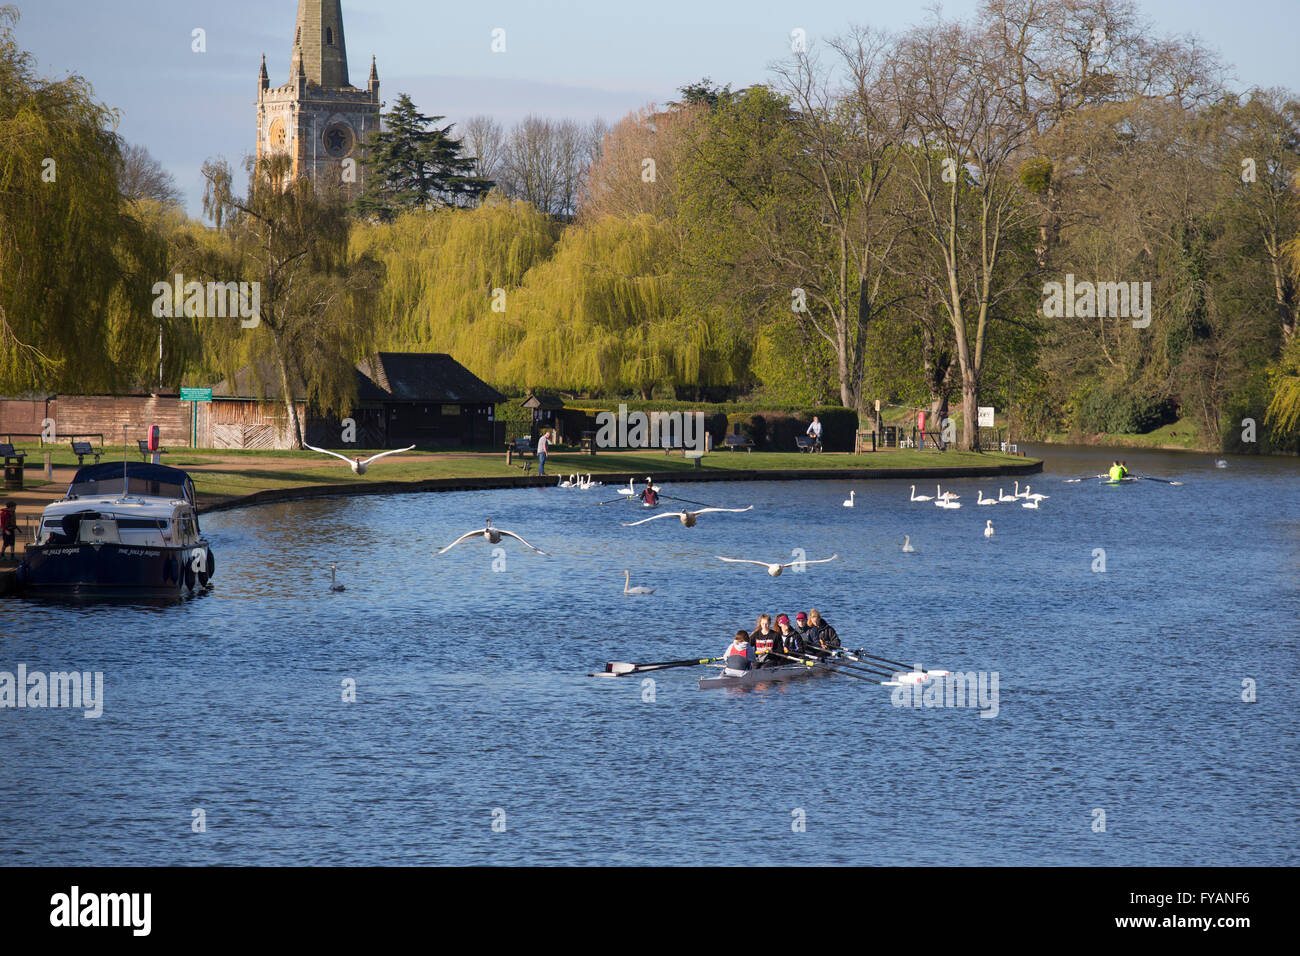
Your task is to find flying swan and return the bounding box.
[305,443,416,475]
[715,553,838,577]
[622,506,754,528]
[435,518,549,555]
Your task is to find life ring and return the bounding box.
[199,549,214,586]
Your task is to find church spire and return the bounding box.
[292,0,350,89]
[368,54,379,96]
[259,53,269,91]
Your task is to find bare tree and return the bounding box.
[890,17,1039,450]
[117,141,183,206]
[461,114,506,185]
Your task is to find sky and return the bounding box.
[11,0,1300,216]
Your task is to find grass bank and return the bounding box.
[183,448,1038,510]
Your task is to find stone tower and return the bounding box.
[256,1,380,197]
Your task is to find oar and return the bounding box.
[839,648,949,678]
[1062,474,1106,483]
[1134,475,1184,485]
[590,656,719,677]
[595,494,639,506]
[818,652,934,683]
[772,652,905,686]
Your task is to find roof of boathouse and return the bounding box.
[210,353,505,406]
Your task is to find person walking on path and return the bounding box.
[536,430,552,476]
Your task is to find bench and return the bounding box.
[71,440,102,466]
[0,442,25,464]
[796,435,822,453]
[137,439,166,460]
[722,434,753,453]
[684,448,705,469]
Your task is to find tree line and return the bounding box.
[2,0,1299,451]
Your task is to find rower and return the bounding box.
[640,476,660,506]
[722,630,755,676]
[803,608,841,658]
[1119,460,1129,478]
[750,613,781,667]
[1107,461,1122,481]
[775,615,802,658]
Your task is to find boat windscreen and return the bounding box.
[67,476,187,500]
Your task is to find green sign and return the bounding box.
[180,387,212,402]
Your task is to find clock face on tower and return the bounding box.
[323,122,354,158]
[268,117,287,149]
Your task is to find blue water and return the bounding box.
[1,446,1296,865]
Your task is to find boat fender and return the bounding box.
[199,549,214,585]
[184,562,196,591]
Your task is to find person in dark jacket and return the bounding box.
[803,608,841,658]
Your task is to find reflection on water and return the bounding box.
[0,446,1297,865]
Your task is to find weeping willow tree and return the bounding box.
[353,196,748,394]
[0,5,165,393]
[201,154,383,446]
[505,214,742,395]
[351,196,559,358]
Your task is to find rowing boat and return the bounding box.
[697,662,831,690]
[1099,476,1138,485]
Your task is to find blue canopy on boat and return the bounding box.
[71,461,194,486]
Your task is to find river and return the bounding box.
[1,445,1296,864]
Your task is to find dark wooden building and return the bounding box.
[207,352,505,449]
[351,352,504,448]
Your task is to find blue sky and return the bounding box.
[12,0,1300,215]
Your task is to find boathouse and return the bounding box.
[206,352,505,450]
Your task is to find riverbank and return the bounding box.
[0,447,1040,527]
[189,448,1039,513]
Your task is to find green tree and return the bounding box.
[0,5,166,393]
[356,93,491,221]
[201,154,383,446]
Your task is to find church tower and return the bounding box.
[256,1,380,197]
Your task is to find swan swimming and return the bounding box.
[984,520,994,538]
[623,570,655,594]
[902,536,915,552]
[304,443,417,475]
[843,491,855,508]
[435,518,549,555]
[327,563,345,591]
[1022,498,1040,509]
[910,485,934,502]
[998,488,1017,502]
[715,553,838,577]
[977,490,998,505]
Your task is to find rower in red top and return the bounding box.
[722,630,754,676]
[640,476,660,506]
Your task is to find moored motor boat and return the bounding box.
[19,461,214,597]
